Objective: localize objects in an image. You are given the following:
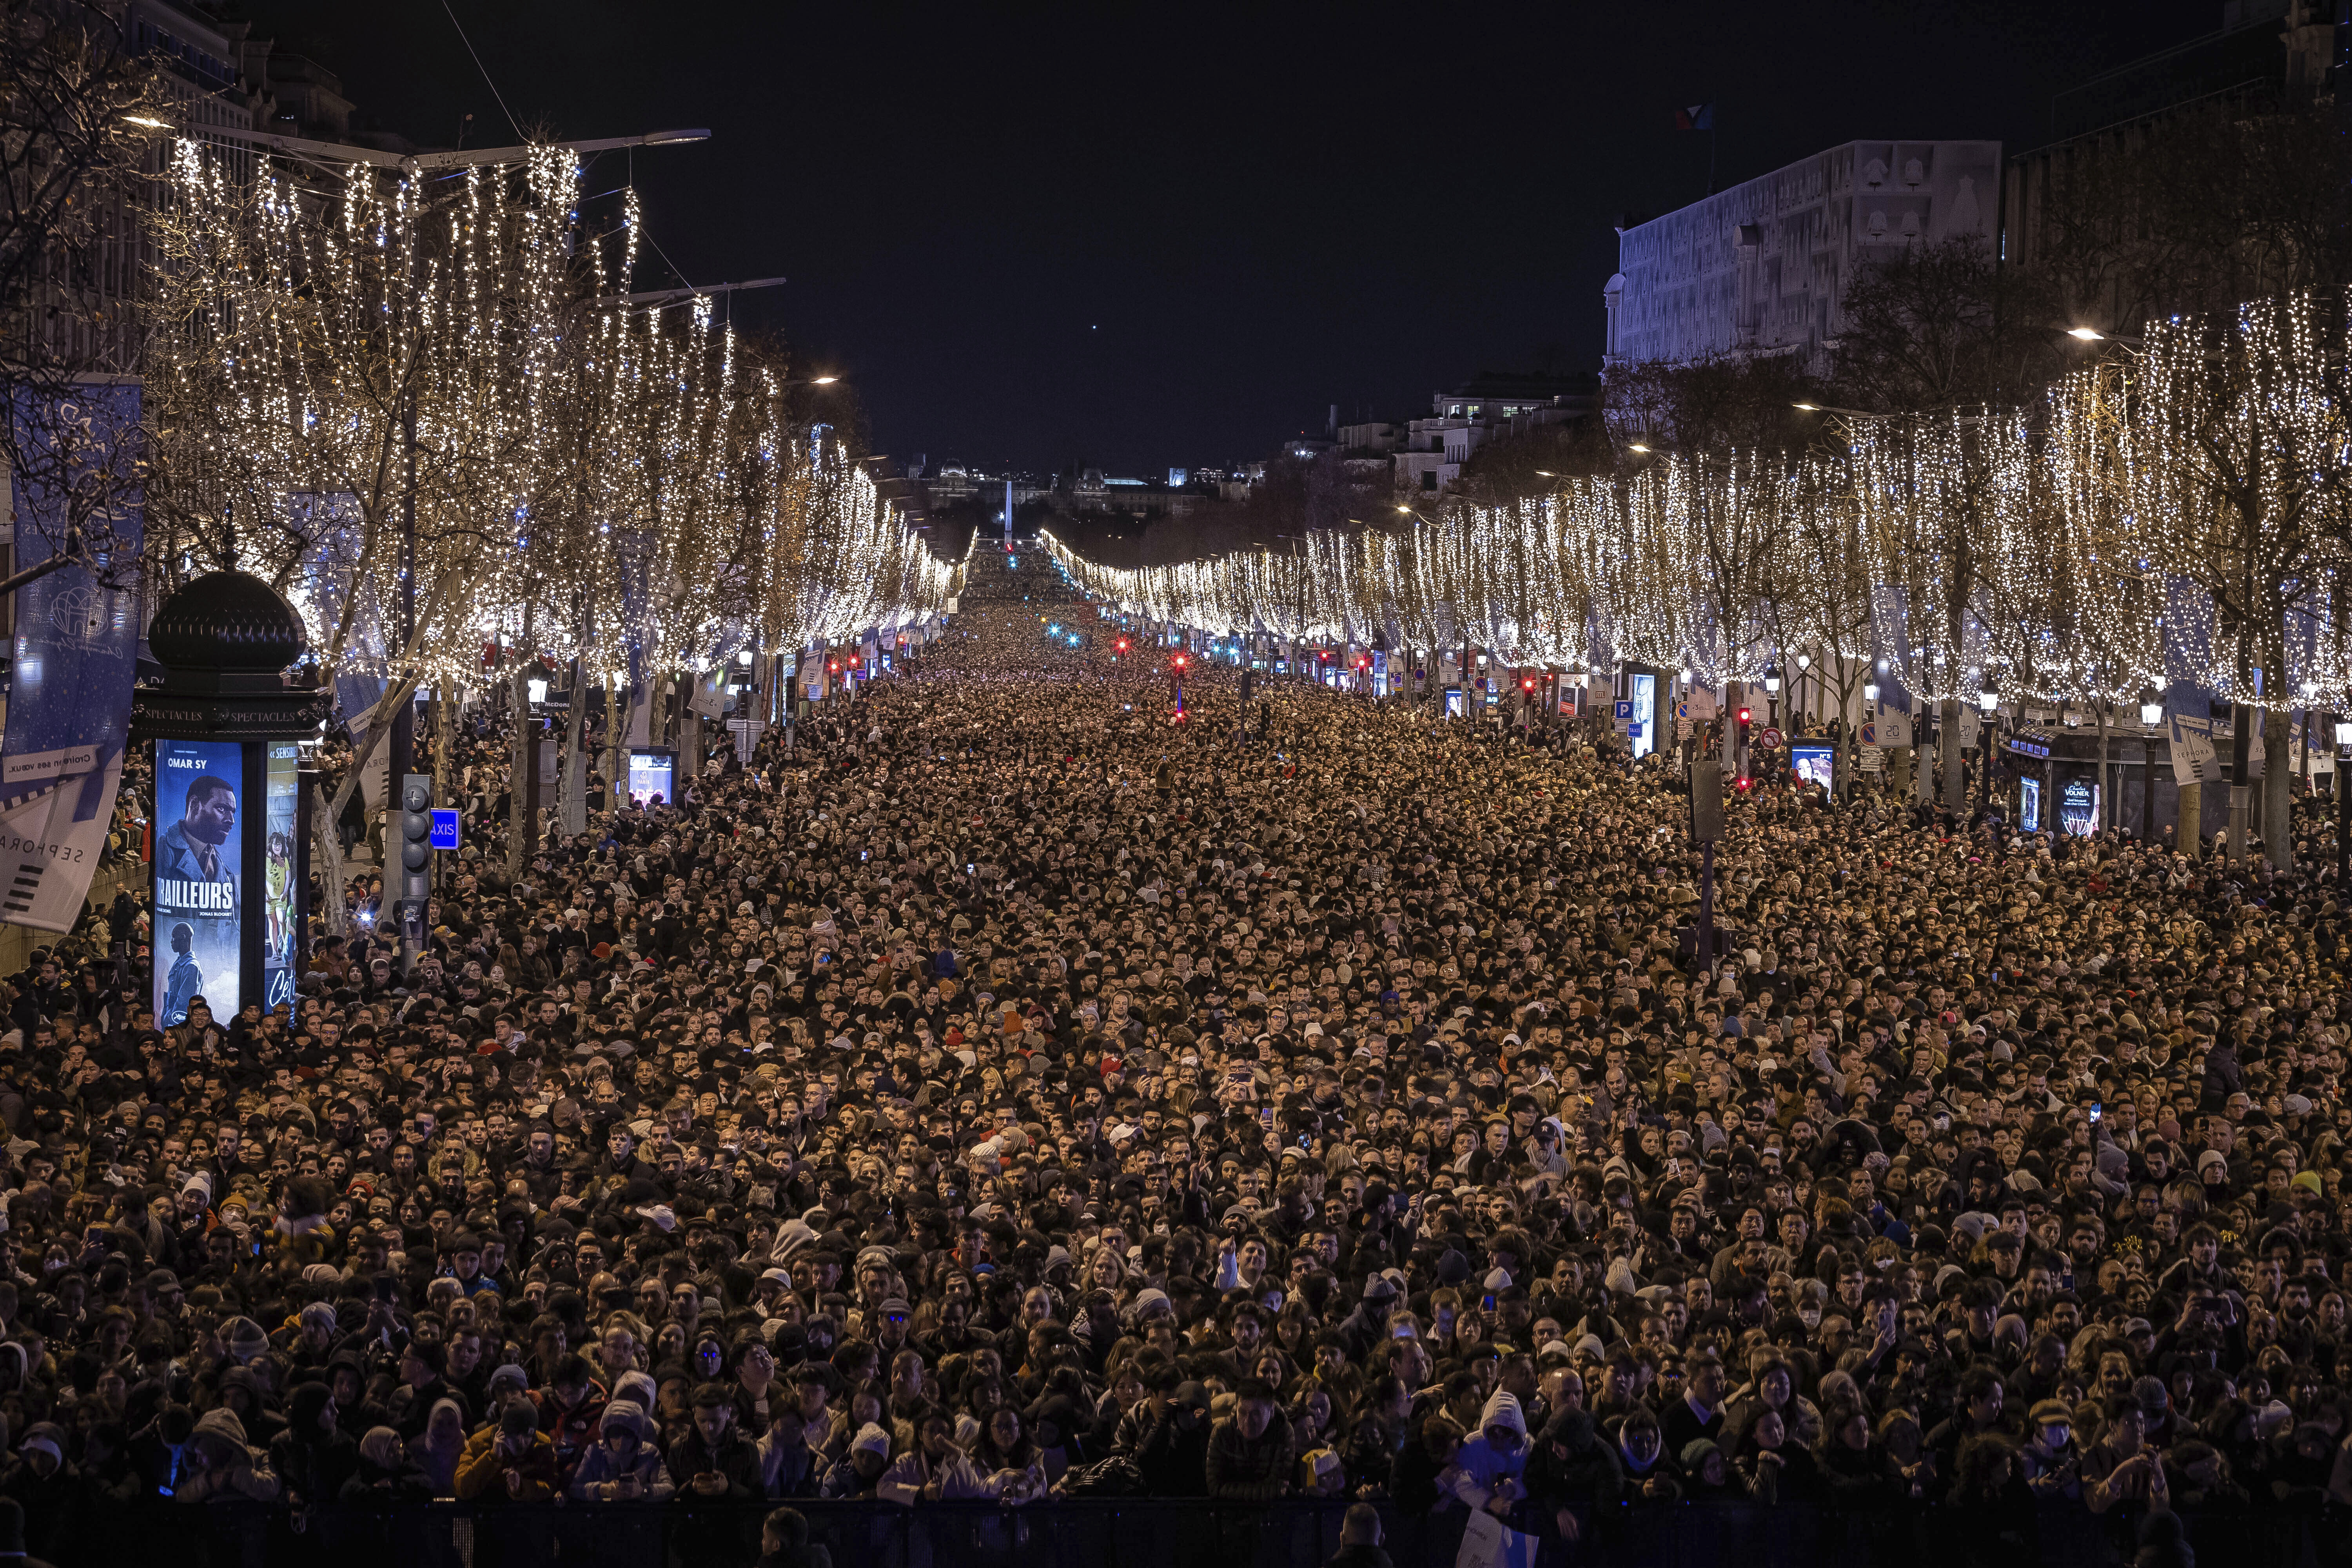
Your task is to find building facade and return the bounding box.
[1604,139,2002,374]
[1369,373,1597,494]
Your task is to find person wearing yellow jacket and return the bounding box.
[455,1403,559,1503]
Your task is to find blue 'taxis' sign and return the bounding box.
[428,808,461,850]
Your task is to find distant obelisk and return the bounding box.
[1005,477,1014,550]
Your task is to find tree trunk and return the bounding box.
[603,671,622,810]
[2265,708,2293,870]
[431,681,456,824]
[508,661,530,881]
[2179,780,2202,858]
[1940,698,1965,822]
[562,659,588,838]
[310,679,416,942]
[2098,701,2117,832]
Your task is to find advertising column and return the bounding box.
[152,738,243,1025]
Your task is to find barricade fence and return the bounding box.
[57,1497,2337,1568]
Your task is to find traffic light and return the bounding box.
[397,774,433,947]
[1521,675,1537,693]
[1114,638,1129,654]
[1172,653,1188,670]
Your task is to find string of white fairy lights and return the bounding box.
[144,138,956,702]
[1046,289,2352,714]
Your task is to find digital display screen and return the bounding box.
[2060,780,2099,837]
[627,749,676,808]
[1790,742,1834,793]
[263,743,299,1013]
[153,738,242,1025]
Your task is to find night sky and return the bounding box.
[238,0,2221,476]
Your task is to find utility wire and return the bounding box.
[441,2,524,143]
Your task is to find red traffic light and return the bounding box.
[1115,639,1129,653]
[1521,677,1537,692]
[1737,706,1752,725]
[1735,776,1753,791]
[828,661,840,673]
[1173,654,1188,669]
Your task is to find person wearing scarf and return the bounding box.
[1616,1408,1681,1504]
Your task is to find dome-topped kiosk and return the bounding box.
[130,569,330,1026]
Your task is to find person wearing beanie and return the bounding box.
[566,1400,674,1502]
[1677,1438,1744,1499]
[269,1381,360,1504]
[454,1400,557,1503]
[823,1423,895,1501]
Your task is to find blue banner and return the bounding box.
[0,383,142,932]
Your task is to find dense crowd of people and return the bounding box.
[0,546,2345,1567]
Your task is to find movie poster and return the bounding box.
[263,743,299,1012]
[152,738,241,1025]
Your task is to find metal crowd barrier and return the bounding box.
[50,1496,2337,1568]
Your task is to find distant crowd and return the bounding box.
[0,547,2337,1568]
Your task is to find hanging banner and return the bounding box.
[0,383,143,932]
[616,530,656,748]
[688,665,729,719]
[2292,719,2335,775]
[2169,715,2223,785]
[1958,708,1981,749]
[1876,710,1913,748]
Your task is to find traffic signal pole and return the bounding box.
[397,774,433,967]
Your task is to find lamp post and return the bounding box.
[2141,700,2164,846]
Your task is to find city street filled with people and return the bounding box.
[0,545,2347,1568]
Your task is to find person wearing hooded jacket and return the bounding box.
[1446,1390,1529,1515]
[1523,1408,1623,1543]
[173,1408,282,1503]
[340,1426,437,1505]
[270,1382,360,1504]
[0,1422,83,1561]
[568,1400,676,1501]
